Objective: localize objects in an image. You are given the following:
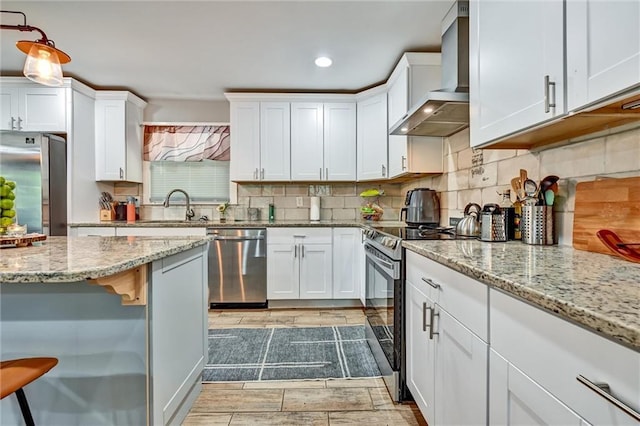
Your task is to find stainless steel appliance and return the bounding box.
[363,225,455,402]
[389,0,470,137]
[400,188,440,227]
[0,132,67,235]
[207,228,267,308]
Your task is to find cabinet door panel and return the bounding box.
[357,93,387,180]
[95,100,126,181]
[21,87,66,132]
[435,308,487,426]
[490,349,584,426]
[291,103,323,180]
[324,103,356,181]
[332,228,360,299]
[267,244,298,299]
[567,0,640,111]
[299,243,332,299]
[405,278,435,424]
[260,102,290,181]
[230,102,261,181]
[0,90,16,131]
[471,0,564,147]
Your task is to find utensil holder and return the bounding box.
[521,205,554,245]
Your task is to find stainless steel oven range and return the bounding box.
[363,225,455,402]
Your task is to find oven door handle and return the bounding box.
[366,251,394,270]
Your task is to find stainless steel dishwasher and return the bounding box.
[207,228,267,308]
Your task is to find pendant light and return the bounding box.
[1,10,71,87]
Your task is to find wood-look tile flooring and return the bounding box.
[183,308,427,426]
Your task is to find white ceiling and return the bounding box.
[0,1,455,101]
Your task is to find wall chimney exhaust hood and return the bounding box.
[390,1,469,137]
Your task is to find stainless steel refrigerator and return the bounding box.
[0,132,67,235]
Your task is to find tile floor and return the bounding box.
[182,308,427,425]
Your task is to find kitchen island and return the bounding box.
[0,236,210,426]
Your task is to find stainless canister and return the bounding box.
[521,205,554,245]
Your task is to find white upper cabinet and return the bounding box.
[273,101,356,182]
[323,103,356,181]
[470,0,565,148]
[357,90,388,181]
[0,86,66,132]
[95,91,146,182]
[291,102,324,180]
[260,102,291,181]
[229,101,291,182]
[229,101,261,181]
[387,53,443,178]
[566,0,640,111]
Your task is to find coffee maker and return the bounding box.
[400,188,440,227]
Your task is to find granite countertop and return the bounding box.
[70,219,371,228]
[0,236,211,283]
[402,239,640,351]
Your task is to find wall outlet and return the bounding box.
[449,217,462,226]
[296,197,304,207]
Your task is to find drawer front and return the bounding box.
[405,250,488,342]
[267,227,332,244]
[491,289,640,425]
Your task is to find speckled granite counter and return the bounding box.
[0,236,210,283]
[69,219,392,228]
[402,239,640,351]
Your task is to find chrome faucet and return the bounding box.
[163,189,195,221]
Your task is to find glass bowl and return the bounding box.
[6,223,27,236]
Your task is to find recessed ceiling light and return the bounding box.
[315,57,332,67]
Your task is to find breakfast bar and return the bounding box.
[0,236,210,426]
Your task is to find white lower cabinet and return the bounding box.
[406,277,436,422]
[405,250,488,426]
[332,228,362,299]
[267,228,332,300]
[490,289,640,426]
[490,350,587,426]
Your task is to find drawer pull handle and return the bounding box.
[421,277,441,289]
[576,375,640,421]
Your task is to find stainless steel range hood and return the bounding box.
[390,1,469,137]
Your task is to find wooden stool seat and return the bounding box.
[0,357,58,425]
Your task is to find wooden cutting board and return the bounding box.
[573,176,640,256]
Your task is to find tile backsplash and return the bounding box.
[116,122,640,247]
[403,124,640,246]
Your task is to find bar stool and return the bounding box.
[0,357,58,426]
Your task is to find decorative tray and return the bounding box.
[0,233,47,248]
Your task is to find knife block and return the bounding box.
[100,209,115,221]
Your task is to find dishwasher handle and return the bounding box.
[210,235,265,241]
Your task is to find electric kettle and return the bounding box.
[400,188,440,227]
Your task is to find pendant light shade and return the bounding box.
[20,42,65,86]
[1,11,72,87]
